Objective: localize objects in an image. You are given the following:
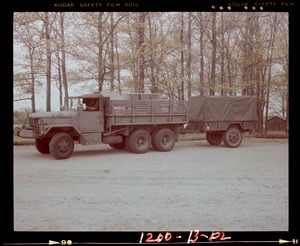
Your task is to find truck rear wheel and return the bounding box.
[35,138,50,154]
[206,131,223,145]
[152,128,176,152]
[127,129,151,154]
[49,132,74,159]
[223,128,242,148]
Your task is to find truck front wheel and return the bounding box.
[127,129,151,154]
[223,128,242,148]
[49,132,74,159]
[206,131,224,145]
[35,138,50,154]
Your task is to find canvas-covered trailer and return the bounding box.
[186,95,258,148]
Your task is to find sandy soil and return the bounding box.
[13,138,288,231]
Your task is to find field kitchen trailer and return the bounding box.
[15,92,257,159]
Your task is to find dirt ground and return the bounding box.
[13,137,288,232]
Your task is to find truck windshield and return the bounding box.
[66,97,82,110]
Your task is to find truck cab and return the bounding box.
[77,94,104,133]
[16,93,107,159]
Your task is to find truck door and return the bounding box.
[79,98,104,132]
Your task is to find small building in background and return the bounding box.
[267,115,287,132]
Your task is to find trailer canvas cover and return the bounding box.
[188,96,257,122]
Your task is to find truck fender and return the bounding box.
[43,124,81,138]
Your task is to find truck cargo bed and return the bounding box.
[104,99,188,126]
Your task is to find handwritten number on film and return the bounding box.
[188,230,231,243]
[140,232,172,243]
[140,231,231,243]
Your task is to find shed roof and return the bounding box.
[267,115,286,121]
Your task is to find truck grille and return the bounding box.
[29,118,40,132]
[29,117,35,126]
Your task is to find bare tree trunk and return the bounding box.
[193,12,207,96]
[56,53,63,109]
[242,13,252,96]
[226,51,232,96]
[198,14,205,96]
[45,12,52,112]
[109,13,115,92]
[138,12,146,93]
[147,14,157,93]
[29,49,36,113]
[180,12,184,100]
[220,13,225,96]
[264,13,279,133]
[98,12,104,92]
[115,33,122,94]
[210,12,217,96]
[59,13,68,108]
[187,13,192,98]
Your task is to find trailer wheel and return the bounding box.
[223,128,242,148]
[153,128,176,152]
[127,129,151,154]
[49,132,74,159]
[206,131,223,145]
[35,138,50,154]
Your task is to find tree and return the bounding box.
[13,12,289,134]
[52,12,69,109]
[13,13,44,113]
[192,12,209,95]
[187,12,192,97]
[137,12,146,93]
[209,12,217,96]
[37,12,55,112]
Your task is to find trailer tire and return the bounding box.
[223,128,242,148]
[127,129,151,154]
[49,132,74,159]
[153,128,176,152]
[206,131,224,145]
[35,138,50,154]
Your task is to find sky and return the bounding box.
[13,82,94,112]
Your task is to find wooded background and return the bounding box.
[13,12,289,133]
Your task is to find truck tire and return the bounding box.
[49,132,74,159]
[127,129,151,154]
[152,128,176,152]
[223,128,242,148]
[35,138,50,154]
[206,131,223,145]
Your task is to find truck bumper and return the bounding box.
[16,128,35,138]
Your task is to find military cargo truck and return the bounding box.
[16,92,188,159]
[184,95,257,148]
[15,93,257,159]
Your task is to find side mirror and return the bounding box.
[78,103,86,110]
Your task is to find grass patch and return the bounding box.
[14,135,29,141]
[244,137,288,144]
[266,130,287,134]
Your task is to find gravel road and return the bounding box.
[13,138,288,231]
